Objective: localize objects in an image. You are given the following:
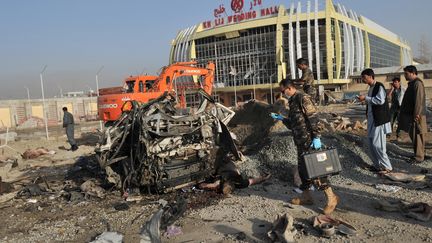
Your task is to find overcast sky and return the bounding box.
[1,0,431,99]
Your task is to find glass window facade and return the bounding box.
[339,21,346,78]
[423,71,432,79]
[369,33,401,68]
[386,74,400,82]
[195,25,278,88]
[282,19,328,79]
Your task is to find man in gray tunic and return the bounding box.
[357,69,392,173]
[387,77,405,139]
[62,107,78,151]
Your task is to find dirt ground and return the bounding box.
[0,104,431,243]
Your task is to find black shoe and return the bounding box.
[71,145,79,151]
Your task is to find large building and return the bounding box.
[170,0,412,106]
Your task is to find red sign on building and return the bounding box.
[231,0,244,13]
[203,0,277,30]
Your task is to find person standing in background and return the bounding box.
[387,77,405,140]
[357,69,393,173]
[399,65,427,163]
[62,107,78,151]
[294,58,318,103]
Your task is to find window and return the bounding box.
[386,75,400,82]
[243,94,252,101]
[423,72,432,79]
[283,19,327,80]
[368,33,400,68]
[126,81,135,93]
[352,77,362,84]
[195,25,278,88]
[212,94,220,102]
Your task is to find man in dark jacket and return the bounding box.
[399,65,427,163]
[357,69,393,173]
[270,79,339,215]
[62,107,78,151]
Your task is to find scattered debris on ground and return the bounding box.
[0,102,431,242]
[375,200,432,222]
[21,147,56,159]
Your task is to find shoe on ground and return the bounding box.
[71,145,79,151]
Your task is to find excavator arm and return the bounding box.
[150,61,215,96]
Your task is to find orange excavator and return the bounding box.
[98,61,215,122]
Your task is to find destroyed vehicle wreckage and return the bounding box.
[95,90,241,192]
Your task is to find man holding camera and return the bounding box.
[357,69,393,173]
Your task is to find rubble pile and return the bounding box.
[225,101,366,180]
[229,100,276,146]
[320,114,367,133]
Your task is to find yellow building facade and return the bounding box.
[0,97,97,129]
[170,0,411,106]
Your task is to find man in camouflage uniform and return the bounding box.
[294,58,317,102]
[271,79,339,215]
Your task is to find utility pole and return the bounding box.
[24,86,30,102]
[40,65,49,140]
[96,66,104,131]
[57,84,63,98]
[234,76,237,107]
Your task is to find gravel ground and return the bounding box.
[0,110,432,242]
[173,126,432,242]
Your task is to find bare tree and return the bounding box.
[417,35,431,64]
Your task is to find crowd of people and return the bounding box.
[200,58,427,216]
[268,59,428,215]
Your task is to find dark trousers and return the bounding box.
[409,123,425,161]
[297,146,329,190]
[390,107,401,137]
[65,124,76,147]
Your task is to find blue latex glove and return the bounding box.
[270,112,284,121]
[310,137,322,150]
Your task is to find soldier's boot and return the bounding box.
[291,189,314,205]
[323,187,339,215]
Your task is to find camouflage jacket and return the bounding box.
[294,68,316,98]
[301,68,314,87]
[282,92,321,149]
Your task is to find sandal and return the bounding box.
[377,169,392,175]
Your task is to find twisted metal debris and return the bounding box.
[95,90,241,192]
